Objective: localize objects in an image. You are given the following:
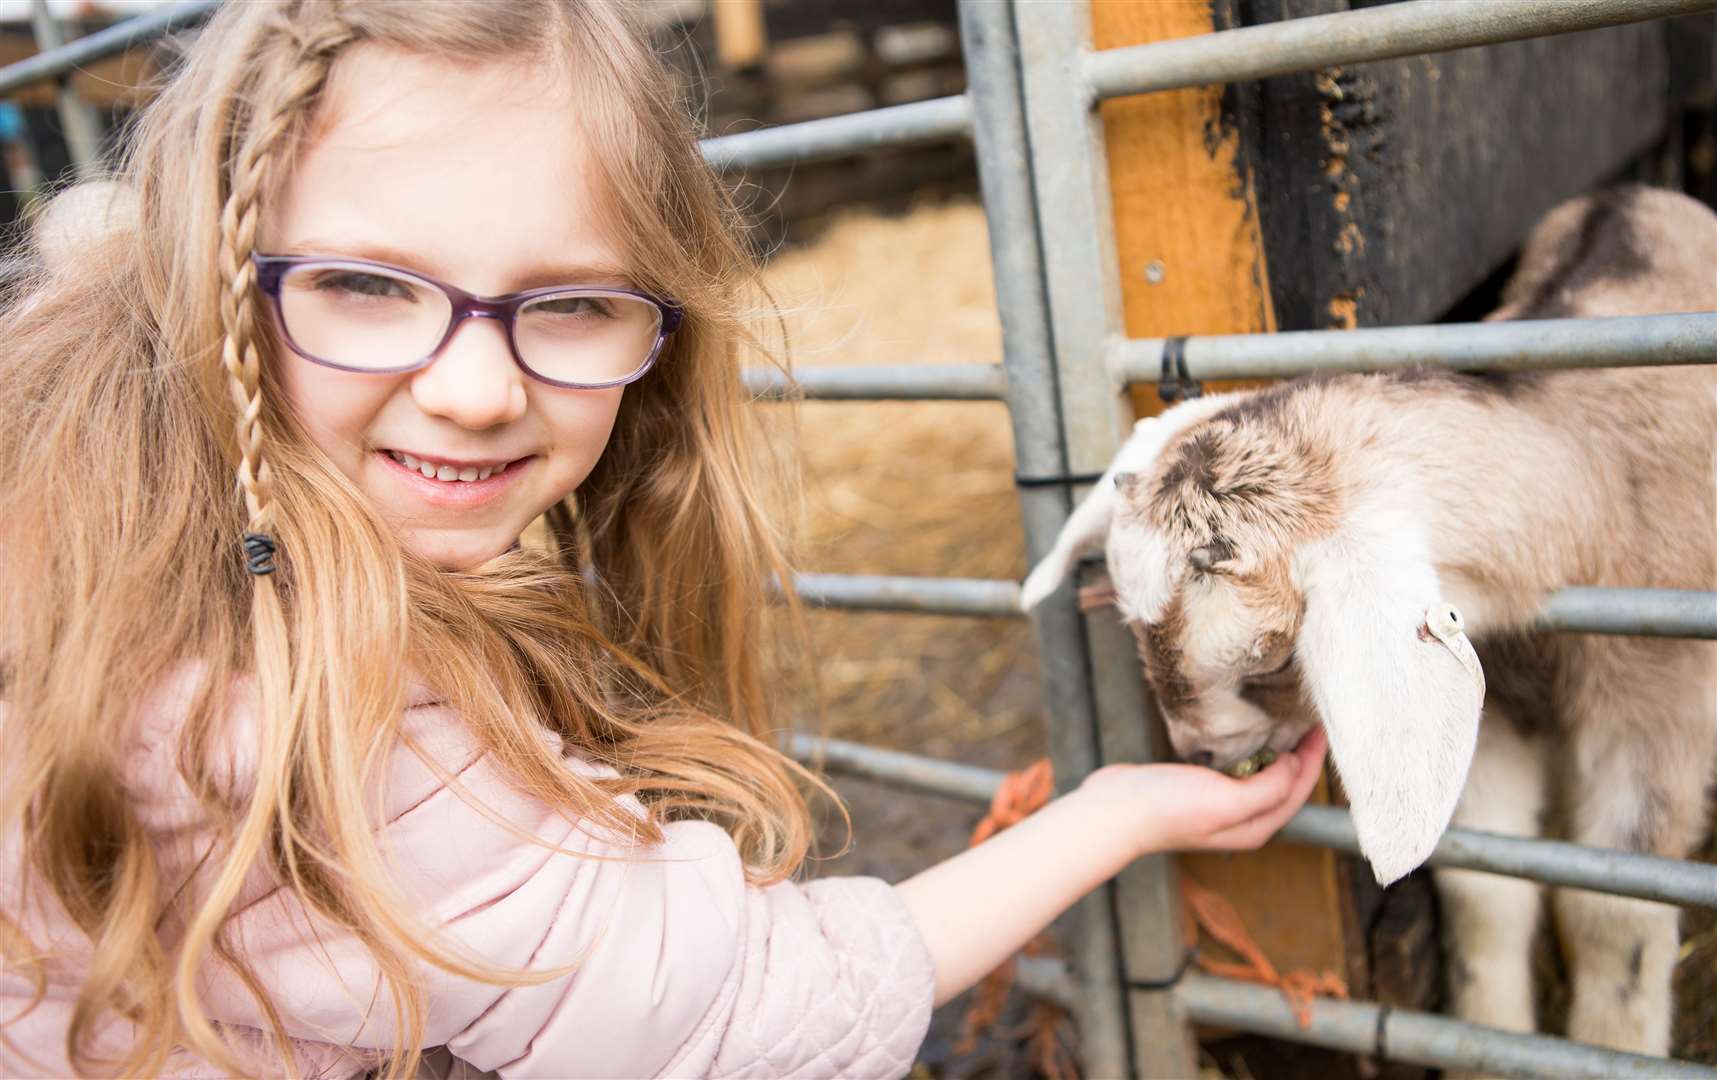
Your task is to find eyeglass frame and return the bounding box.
[251,253,684,391]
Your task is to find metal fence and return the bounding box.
[6,2,1716,1078]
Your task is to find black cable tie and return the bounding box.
[1128,948,1197,992]
[1374,1002,1392,1062]
[1157,335,1203,404]
[1014,471,1105,489]
[242,532,278,576]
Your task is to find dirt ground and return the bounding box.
[755,198,1717,1076]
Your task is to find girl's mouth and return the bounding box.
[377,449,532,506]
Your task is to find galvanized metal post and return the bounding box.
[955,3,1133,1076]
[1004,2,1197,1076]
[29,0,105,174]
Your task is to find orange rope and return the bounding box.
[959,759,1071,1074]
[1180,876,1347,1028]
[960,752,1346,1064]
[968,758,1055,848]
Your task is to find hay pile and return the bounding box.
[757,199,1044,766]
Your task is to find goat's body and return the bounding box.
[1200,186,1716,1056]
[1022,186,1717,1056]
[1207,361,1716,1052]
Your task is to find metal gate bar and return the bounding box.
[743,312,1717,401]
[701,95,972,171]
[1084,0,1717,101]
[789,572,1717,639]
[789,733,1717,910]
[956,1,1136,1072]
[1113,312,1717,382]
[743,363,1007,401]
[0,0,216,97]
[1176,973,1717,1080]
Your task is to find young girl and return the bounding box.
[0,2,1326,1076]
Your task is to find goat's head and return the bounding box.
[1021,391,1483,885]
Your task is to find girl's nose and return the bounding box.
[408,315,527,429]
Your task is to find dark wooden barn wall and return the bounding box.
[1229,0,1694,331]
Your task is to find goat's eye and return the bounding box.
[1245,655,1294,685]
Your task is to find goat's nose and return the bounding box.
[1185,750,1215,768]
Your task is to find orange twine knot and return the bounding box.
[958,743,1347,1076]
[1180,875,1348,1029]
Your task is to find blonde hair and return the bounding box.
[0,1,818,1075]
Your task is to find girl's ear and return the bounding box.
[1293,528,1484,886]
[1020,394,1239,611]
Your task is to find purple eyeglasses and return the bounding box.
[252,254,683,390]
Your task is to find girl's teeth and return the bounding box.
[388,450,507,483]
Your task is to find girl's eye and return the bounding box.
[532,295,614,318]
[311,270,415,301]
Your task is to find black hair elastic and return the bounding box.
[242,532,278,576]
[1128,948,1197,991]
[1014,471,1104,489]
[1157,335,1204,404]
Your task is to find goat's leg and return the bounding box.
[1435,708,1547,1037]
[1557,647,1716,1056]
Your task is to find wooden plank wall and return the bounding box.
[1236,0,1679,330]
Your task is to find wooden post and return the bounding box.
[1089,0,1357,1010]
[712,0,768,72]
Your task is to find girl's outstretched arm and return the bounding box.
[896,726,1327,1006]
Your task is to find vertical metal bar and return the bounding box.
[954,4,1134,1077]
[1007,3,1198,1077]
[30,0,105,174]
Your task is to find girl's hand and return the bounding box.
[1080,726,1328,858]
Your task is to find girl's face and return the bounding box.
[267,48,631,570]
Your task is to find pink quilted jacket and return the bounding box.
[0,669,935,1078]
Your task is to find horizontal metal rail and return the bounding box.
[787,735,1717,909]
[1083,0,1717,103]
[1278,805,1716,910]
[0,0,216,97]
[700,94,973,171]
[791,573,1717,638]
[0,10,971,176]
[743,363,1008,401]
[786,731,1004,804]
[1110,313,1717,384]
[1176,973,1717,1080]
[1541,587,1717,638]
[792,572,1021,616]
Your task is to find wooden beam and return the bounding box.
[1087,0,1355,1032]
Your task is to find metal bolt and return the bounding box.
[1144,260,1166,284]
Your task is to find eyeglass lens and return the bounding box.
[276,262,663,385]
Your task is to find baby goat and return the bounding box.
[1021,185,1716,1055]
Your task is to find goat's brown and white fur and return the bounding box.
[1022,185,1716,1054]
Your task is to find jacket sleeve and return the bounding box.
[200,701,935,1079]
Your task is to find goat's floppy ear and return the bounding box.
[1018,445,1134,611]
[1293,527,1484,886]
